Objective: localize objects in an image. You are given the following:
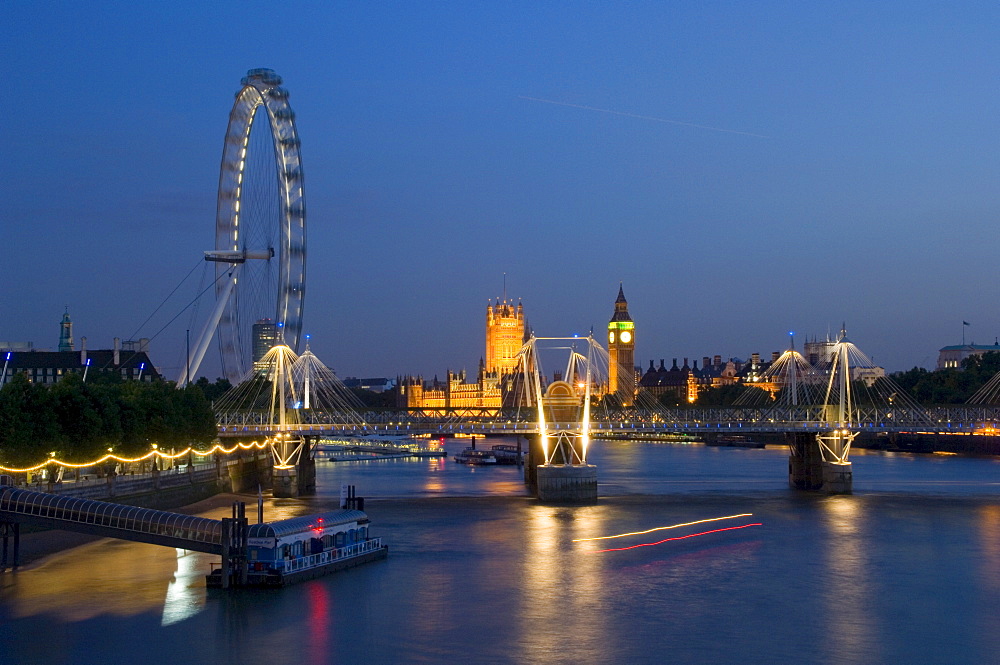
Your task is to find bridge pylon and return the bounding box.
[519,336,600,502]
[790,327,863,493]
[214,340,377,497]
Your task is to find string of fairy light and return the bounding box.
[0,440,271,473]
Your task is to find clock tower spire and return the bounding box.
[607,284,635,406]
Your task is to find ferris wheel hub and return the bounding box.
[204,249,274,263]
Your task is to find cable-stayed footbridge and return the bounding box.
[216,329,1000,495]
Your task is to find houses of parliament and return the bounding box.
[397,289,636,410]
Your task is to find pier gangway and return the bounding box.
[0,485,228,568]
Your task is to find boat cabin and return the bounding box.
[246,509,370,568]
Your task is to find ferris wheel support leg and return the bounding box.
[177,265,241,387]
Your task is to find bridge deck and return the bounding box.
[0,486,224,555]
[215,405,1000,437]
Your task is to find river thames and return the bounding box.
[2,439,1000,665]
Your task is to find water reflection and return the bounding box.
[977,504,1000,657]
[819,496,879,664]
[161,548,207,626]
[306,581,331,662]
[3,441,1000,665]
[519,504,611,663]
[4,539,184,622]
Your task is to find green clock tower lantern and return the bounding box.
[607,284,635,406]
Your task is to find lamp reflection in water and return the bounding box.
[519,505,612,664]
[977,505,1000,656]
[307,581,331,663]
[6,538,199,622]
[820,496,878,664]
[161,548,208,626]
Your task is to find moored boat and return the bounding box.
[454,448,497,464]
[207,508,387,587]
[489,444,524,465]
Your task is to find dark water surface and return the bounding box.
[2,440,1000,665]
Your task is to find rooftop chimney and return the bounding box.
[113,337,120,366]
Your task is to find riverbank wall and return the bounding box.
[5,449,272,512]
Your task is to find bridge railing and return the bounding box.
[0,486,223,551]
[216,405,1000,436]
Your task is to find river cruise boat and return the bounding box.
[207,509,388,588]
[489,444,524,465]
[453,448,497,465]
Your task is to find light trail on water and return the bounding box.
[590,523,763,553]
[573,513,753,542]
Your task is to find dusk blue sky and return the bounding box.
[4,2,999,380]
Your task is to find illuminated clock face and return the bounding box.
[620,331,632,344]
[608,331,615,344]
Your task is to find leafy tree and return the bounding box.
[176,384,218,445]
[657,390,684,408]
[194,376,232,403]
[0,374,219,468]
[0,374,60,465]
[888,351,1000,405]
[49,373,105,461]
[690,384,748,407]
[349,387,395,408]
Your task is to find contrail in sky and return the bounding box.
[518,95,771,139]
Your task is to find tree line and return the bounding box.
[668,352,1000,407]
[0,373,229,467]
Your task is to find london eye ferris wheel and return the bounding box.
[179,68,306,386]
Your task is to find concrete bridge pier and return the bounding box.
[524,433,597,503]
[272,466,298,498]
[272,437,316,498]
[787,432,853,493]
[822,460,853,494]
[1,521,19,570]
[787,432,824,490]
[524,434,542,491]
[297,437,317,495]
[536,464,597,502]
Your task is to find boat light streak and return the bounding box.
[590,523,763,553]
[573,513,753,542]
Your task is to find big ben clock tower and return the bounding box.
[607,284,635,406]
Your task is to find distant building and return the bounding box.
[0,312,160,387]
[1,338,160,386]
[59,307,74,351]
[485,298,525,376]
[342,377,395,393]
[937,343,1000,370]
[639,359,689,402]
[399,296,526,410]
[0,341,35,353]
[607,285,636,406]
[252,318,278,375]
[803,337,837,367]
[640,353,784,403]
[398,367,501,411]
